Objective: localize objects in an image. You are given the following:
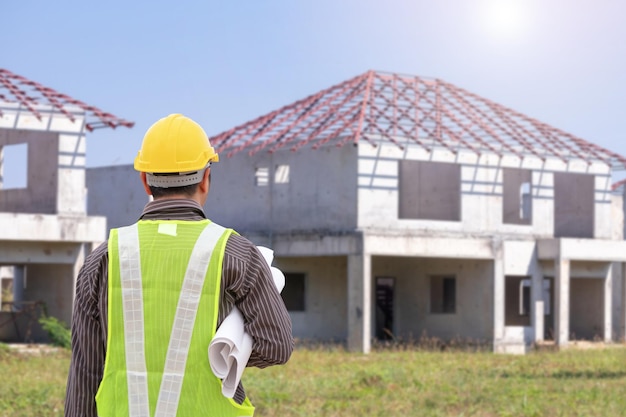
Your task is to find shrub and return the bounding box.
[38,316,71,349]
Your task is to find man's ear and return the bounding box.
[199,167,211,194]
[140,172,152,196]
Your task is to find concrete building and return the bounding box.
[0,68,133,342]
[87,71,626,354]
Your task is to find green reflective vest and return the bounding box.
[96,220,255,417]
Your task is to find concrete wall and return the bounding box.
[208,146,358,233]
[0,129,59,213]
[25,264,75,324]
[372,256,493,341]
[57,133,88,215]
[87,145,359,235]
[357,142,614,239]
[611,190,625,240]
[87,165,147,229]
[275,256,347,341]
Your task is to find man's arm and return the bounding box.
[64,245,107,417]
[222,235,294,368]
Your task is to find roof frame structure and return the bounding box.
[212,70,626,170]
[0,68,134,132]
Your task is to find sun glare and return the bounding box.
[482,0,529,42]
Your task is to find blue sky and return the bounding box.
[2,0,626,182]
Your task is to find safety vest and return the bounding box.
[95,219,255,417]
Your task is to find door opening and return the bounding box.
[375,277,395,340]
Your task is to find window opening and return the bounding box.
[519,279,551,316]
[553,172,594,238]
[430,276,456,314]
[0,143,28,190]
[255,167,269,186]
[275,164,290,184]
[281,273,305,311]
[503,168,532,225]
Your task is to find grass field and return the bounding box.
[1,342,626,417]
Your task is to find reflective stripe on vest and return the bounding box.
[117,224,150,416]
[154,221,225,416]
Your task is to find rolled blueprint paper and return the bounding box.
[257,246,285,292]
[208,246,284,398]
[209,307,253,398]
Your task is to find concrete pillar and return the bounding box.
[529,250,544,342]
[555,257,570,346]
[347,254,371,353]
[71,243,90,304]
[493,241,505,350]
[534,301,544,342]
[604,263,613,343]
[12,265,25,311]
[623,262,626,342]
[0,145,4,189]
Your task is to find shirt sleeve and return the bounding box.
[221,234,294,368]
[64,243,107,417]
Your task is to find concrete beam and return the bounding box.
[534,301,545,343]
[265,233,361,256]
[347,254,371,353]
[0,213,106,243]
[365,234,494,259]
[0,241,83,264]
[538,238,626,262]
[539,260,613,279]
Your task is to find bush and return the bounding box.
[38,316,71,349]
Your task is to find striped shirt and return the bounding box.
[64,198,294,417]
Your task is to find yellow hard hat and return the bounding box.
[134,113,219,173]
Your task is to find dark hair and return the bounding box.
[149,183,199,199]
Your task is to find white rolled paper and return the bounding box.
[208,246,284,398]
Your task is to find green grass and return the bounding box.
[245,344,626,417]
[1,343,626,416]
[0,343,68,417]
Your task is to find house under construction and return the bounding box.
[0,68,133,341]
[3,69,626,353]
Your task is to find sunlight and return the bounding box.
[481,0,530,42]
